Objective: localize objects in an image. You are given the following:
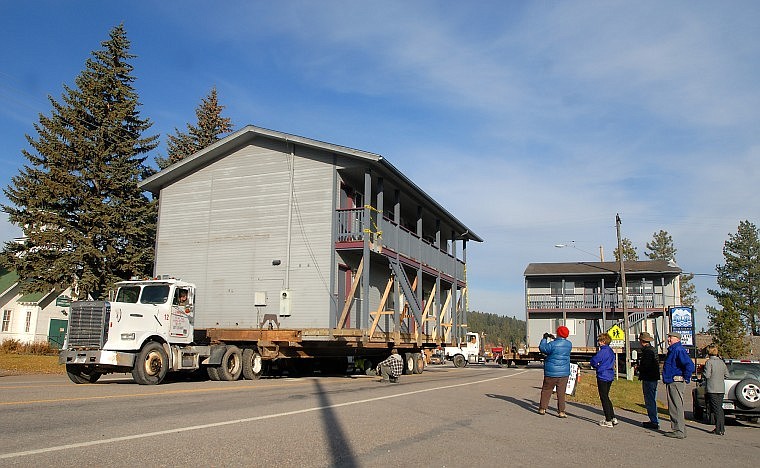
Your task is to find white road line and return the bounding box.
[0,369,530,460]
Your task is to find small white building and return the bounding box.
[0,268,70,348]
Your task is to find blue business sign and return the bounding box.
[670,306,694,346]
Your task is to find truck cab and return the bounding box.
[443,332,486,367]
[60,277,197,384]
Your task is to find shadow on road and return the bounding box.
[312,379,359,468]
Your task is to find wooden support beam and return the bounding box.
[369,277,394,336]
[337,257,363,330]
[416,283,437,342]
[433,289,452,340]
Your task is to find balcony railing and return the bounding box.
[336,208,464,280]
[526,293,662,310]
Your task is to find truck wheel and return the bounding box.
[735,378,760,408]
[692,391,704,421]
[242,348,264,380]
[413,353,424,374]
[453,354,466,368]
[207,366,221,381]
[404,353,415,375]
[66,364,102,384]
[217,346,243,381]
[132,342,169,385]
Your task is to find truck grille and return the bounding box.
[66,301,110,349]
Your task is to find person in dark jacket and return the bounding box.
[590,332,617,427]
[538,325,572,418]
[662,331,695,439]
[637,331,660,429]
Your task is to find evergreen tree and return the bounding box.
[613,237,638,262]
[1,24,157,299]
[708,220,760,335]
[155,87,234,169]
[466,311,527,347]
[645,229,697,306]
[707,297,749,358]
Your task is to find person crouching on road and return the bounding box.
[703,344,729,436]
[662,331,695,439]
[590,333,617,427]
[377,349,404,383]
[538,326,572,418]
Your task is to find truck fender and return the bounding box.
[201,344,228,366]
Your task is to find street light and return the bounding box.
[555,241,605,261]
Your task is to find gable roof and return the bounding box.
[524,260,682,277]
[0,268,19,296]
[140,125,482,242]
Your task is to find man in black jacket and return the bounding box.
[637,331,660,429]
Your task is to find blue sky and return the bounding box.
[2,1,759,331]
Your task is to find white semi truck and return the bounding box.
[59,277,429,385]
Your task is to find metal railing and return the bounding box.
[335,208,464,279]
[526,293,662,310]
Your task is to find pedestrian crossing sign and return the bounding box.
[608,325,625,345]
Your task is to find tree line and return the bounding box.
[466,311,527,348]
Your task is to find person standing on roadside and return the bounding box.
[703,344,729,436]
[637,331,660,429]
[590,332,617,427]
[662,331,695,439]
[538,325,572,418]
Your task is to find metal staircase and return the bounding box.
[388,257,422,326]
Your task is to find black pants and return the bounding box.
[705,392,725,434]
[597,379,615,421]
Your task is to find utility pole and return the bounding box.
[615,214,632,380]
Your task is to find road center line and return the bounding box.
[0,369,531,460]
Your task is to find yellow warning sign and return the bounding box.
[608,325,625,341]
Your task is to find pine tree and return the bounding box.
[155,87,234,169]
[708,220,760,335]
[613,237,638,262]
[645,229,697,306]
[707,297,749,358]
[1,24,157,299]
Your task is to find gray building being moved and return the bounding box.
[140,126,482,352]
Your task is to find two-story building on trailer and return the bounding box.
[140,126,482,351]
[524,260,682,354]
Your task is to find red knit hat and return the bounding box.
[556,326,570,338]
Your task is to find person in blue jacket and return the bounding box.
[662,331,695,439]
[538,325,572,418]
[590,332,617,427]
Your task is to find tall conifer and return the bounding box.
[156,87,234,169]
[2,24,157,299]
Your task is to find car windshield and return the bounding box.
[140,285,170,304]
[726,362,760,380]
[115,286,140,303]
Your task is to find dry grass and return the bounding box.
[0,339,65,375]
[569,370,668,418]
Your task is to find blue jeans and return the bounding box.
[642,380,659,424]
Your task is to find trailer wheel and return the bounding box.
[217,346,243,381]
[404,353,415,375]
[242,348,264,380]
[413,353,425,374]
[66,364,102,384]
[132,342,169,385]
[453,354,466,368]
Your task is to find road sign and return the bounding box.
[55,295,71,307]
[608,324,625,348]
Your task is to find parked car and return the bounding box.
[693,359,760,424]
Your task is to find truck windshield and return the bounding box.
[115,286,140,303]
[140,285,170,304]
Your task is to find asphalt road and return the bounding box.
[0,364,757,467]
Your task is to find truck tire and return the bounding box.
[217,346,243,381]
[413,353,424,374]
[207,366,221,381]
[692,390,704,421]
[66,364,102,384]
[453,354,466,368]
[404,353,415,375]
[242,348,264,380]
[735,378,760,408]
[132,342,169,385]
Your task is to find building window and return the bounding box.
[25,311,32,333]
[550,281,574,295]
[1,310,10,332]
